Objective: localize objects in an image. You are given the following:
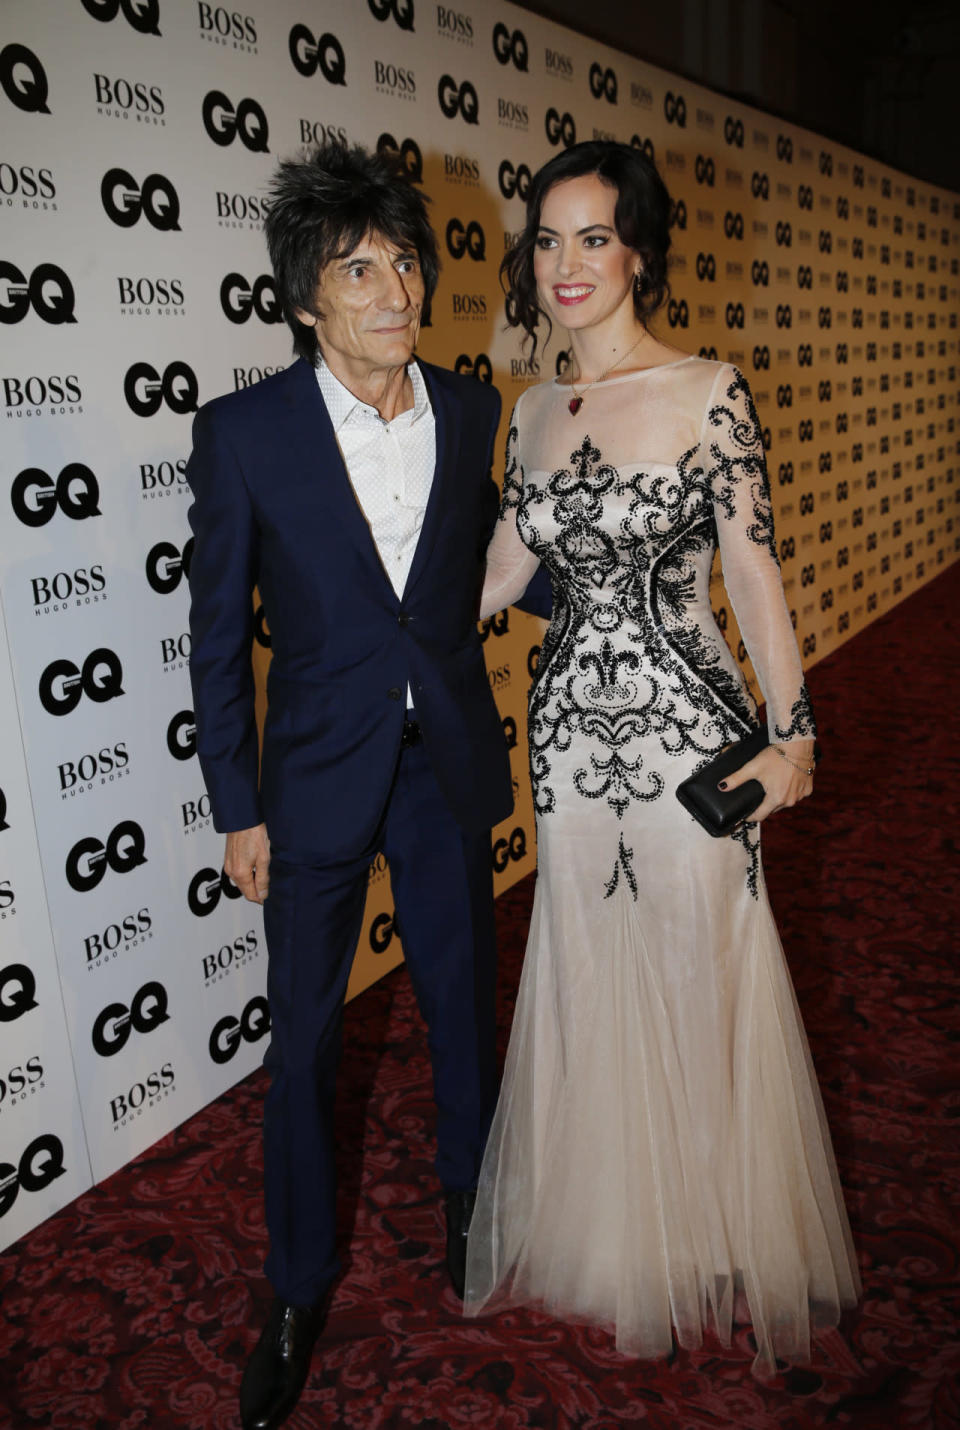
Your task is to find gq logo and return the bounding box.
[81,0,161,35]
[368,0,414,30]
[202,90,269,150]
[166,709,196,760]
[667,299,689,328]
[145,538,194,594]
[188,867,243,917]
[694,155,715,186]
[376,133,423,182]
[445,219,485,261]
[723,211,744,240]
[11,464,101,527]
[0,262,75,325]
[723,115,744,147]
[220,272,280,323]
[668,199,687,230]
[545,108,576,147]
[370,909,398,953]
[663,91,686,125]
[39,648,124,715]
[493,24,528,71]
[91,981,168,1057]
[209,996,270,1065]
[725,302,745,329]
[438,75,478,123]
[288,27,346,84]
[124,361,198,416]
[589,64,617,103]
[0,788,7,833]
[498,160,531,200]
[492,826,527,872]
[0,44,51,114]
[453,353,492,382]
[0,964,38,1023]
[695,252,716,282]
[101,168,180,230]
[751,260,769,286]
[0,1135,65,1219]
[66,820,147,893]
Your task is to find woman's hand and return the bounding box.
[719,740,815,824]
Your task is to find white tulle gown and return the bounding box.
[464,358,860,1377]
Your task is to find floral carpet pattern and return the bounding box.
[2,564,958,1430]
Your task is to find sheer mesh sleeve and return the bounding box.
[702,366,816,743]
[480,401,542,620]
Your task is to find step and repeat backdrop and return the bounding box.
[1,0,957,1252]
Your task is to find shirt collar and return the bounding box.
[315,356,429,432]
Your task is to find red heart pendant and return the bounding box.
[568,396,582,415]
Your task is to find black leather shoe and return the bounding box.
[444,1189,477,1299]
[239,1295,328,1430]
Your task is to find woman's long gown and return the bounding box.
[464,358,860,1377]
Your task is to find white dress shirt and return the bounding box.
[314,357,436,710]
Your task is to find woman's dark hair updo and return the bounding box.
[501,140,672,366]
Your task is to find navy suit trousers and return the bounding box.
[261,737,498,1305]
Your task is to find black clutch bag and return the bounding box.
[675,725,769,837]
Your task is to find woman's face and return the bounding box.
[533,172,641,333]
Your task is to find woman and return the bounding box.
[463,141,859,1377]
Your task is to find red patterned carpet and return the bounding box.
[2,565,958,1430]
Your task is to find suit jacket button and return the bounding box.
[398,613,411,627]
[387,686,402,700]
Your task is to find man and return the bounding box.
[186,143,512,1430]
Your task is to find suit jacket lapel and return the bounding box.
[404,361,458,598]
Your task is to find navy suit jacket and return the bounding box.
[186,356,513,858]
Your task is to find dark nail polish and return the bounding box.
[718,781,728,790]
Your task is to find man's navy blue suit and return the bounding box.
[186,354,513,1304]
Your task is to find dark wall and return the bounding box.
[513,0,960,193]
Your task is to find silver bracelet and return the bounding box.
[772,744,815,776]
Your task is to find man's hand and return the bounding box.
[224,823,271,903]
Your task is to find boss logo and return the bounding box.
[723,211,744,240]
[751,259,769,287]
[209,995,270,1065]
[797,184,813,211]
[492,825,526,872]
[374,61,415,95]
[437,6,473,39]
[118,277,184,313]
[82,0,161,34]
[443,153,478,184]
[0,44,51,114]
[368,0,414,30]
[0,880,15,917]
[438,74,478,122]
[724,302,744,330]
[776,134,793,162]
[751,171,770,199]
[66,820,147,894]
[663,91,686,125]
[668,199,687,230]
[776,384,793,408]
[11,464,100,527]
[775,221,792,247]
[0,1055,44,1108]
[58,743,129,795]
[216,191,269,225]
[83,907,152,965]
[219,272,280,325]
[202,929,258,983]
[181,794,211,832]
[39,649,124,716]
[667,298,689,328]
[589,63,617,103]
[723,115,744,147]
[140,459,188,497]
[451,292,486,318]
[32,564,105,609]
[445,218,485,261]
[93,74,164,119]
[453,352,492,382]
[299,121,349,148]
[0,964,37,1023]
[0,262,75,325]
[0,162,56,208]
[695,252,716,282]
[188,867,242,918]
[544,108,576,148]
[166,709,196,760]
[101,168,180,230]
[478,609,509,641]
[369,909,398,953]
[124,361,198,416]
[201,90,269,149]
[752,345,770,370]
[630,135,654,161]
[493,24,528,70]
[694,155,714,186]
[109,1062,175,1126]
[497,159,531,201]
[198,5,258,44]
[545,49,573,78]
[145,538,194,594]
[0,1135,65,1219]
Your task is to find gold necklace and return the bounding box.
[566,330,646,416]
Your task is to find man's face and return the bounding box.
[295,231,425,377]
